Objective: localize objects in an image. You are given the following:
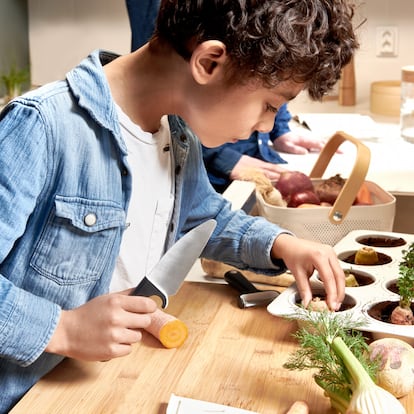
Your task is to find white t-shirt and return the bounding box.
[109,109,174,292]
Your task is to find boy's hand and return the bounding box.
[46,290,157,361]
[272,233,345,311]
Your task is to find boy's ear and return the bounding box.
[190,40,227,85]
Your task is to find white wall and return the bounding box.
[28,0,414,104]
[28,0,130,86]
[349,0,414,103]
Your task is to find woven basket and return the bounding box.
[256,131,396,246]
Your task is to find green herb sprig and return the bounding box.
[397,242,414,308]
[283,311,382,413]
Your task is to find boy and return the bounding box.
[0,0,357,410]
[124,0,326,193]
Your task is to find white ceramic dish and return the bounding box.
[267,229,414,344]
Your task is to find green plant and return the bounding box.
[398,269,414,309]
[398,242,414,307]
[1,63,30,101]
[389,242,414,325]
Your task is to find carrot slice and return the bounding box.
[145,308,188,348]
[354,182,373,205]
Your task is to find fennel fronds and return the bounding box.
[283,311,406,414]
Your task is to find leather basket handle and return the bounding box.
[309,131,371,224]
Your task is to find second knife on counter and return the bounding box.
[224,270,280,309]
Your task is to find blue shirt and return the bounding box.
[0,50,288,411]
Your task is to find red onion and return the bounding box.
[288,190,321,208]
[275,171,314,198]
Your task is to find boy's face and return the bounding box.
[186,79,304,148]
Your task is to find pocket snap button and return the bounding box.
[84,213,97,226]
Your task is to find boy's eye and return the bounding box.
[266,103,278,113]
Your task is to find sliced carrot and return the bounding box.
[354,182,373,205]
[144,308,188,349]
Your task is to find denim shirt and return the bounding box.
[0,50,287,411]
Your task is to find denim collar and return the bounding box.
[66,49,128,155]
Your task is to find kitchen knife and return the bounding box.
[131,219,216,308]
[224,270,280,308]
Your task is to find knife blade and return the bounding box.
[131,219,216,308]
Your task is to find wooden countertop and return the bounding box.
[11,282,414,414]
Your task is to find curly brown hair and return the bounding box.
[153,0,359,100]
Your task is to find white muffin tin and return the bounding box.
[267,230,414,344]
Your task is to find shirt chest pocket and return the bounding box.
[31,196,126,285]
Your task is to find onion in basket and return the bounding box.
[288,190,320,208]
[275,171,314,198]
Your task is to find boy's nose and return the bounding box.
[256,120,274,134]
[255,110,278,134]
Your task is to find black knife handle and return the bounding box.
[224,270,261,294]
[131,277,167,308]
